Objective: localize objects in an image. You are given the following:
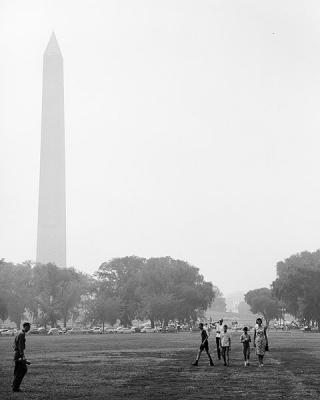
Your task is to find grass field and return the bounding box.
[1,331,320,400]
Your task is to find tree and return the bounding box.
[91,295,121,330]
[0,261,34,328]
[96,256,146,326]
[32,263,86,328]
[245,288,282,326]
[56,268,89,327]
[0,297,8,323]
[140,294,176,327]
[272,251,320,328]
[237,301,251,315]
[138,257,215,326]
[210,287,227,313]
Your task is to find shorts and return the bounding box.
[200,341,209,351]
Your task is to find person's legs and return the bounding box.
[243,346,247,365]
[12,361,27,391]
[258,355,263,366]
[12,361,19,390]
[247,347,250,365]
[192,347,203,365]
[226,347,230,366]
[216,337,221,359]
[205,346,214,366]
[221,346,227,366]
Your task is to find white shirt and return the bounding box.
[216,324,223,338]
[220,331,231,347]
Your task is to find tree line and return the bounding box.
[245,250,320,328]
[0,256,215,329]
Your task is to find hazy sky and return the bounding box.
[1,0,320,295]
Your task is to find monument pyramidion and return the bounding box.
[36,33,66,267]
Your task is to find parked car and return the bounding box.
[166,324,177,333]
[66,327,83,335]
[104,328,116,334]
[180,324,190,331]
[47,328,61,335]
[300,326,312,332]
[0,329,15,337]
[37,327,47,335]
[115,327,131,334]
[141,327,156,333]
[29,328,40,335]
[120,327,132,334]
[90,327,103,334]
[130,327,141,333]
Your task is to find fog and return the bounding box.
[1,0,320,295]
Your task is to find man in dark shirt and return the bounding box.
[12,322,31,392]
[192,323,214,366]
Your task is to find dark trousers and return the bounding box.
[12,360,28,390]
[243,344,250,361]
[216,337,221,359]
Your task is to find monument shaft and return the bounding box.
[36,34,66,267]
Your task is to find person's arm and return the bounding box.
[201,331,208,345]
[16,334,25,359]
[264,327,268,345]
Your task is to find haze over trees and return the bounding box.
[0,256,215,328]
[244,288,282,326]
[208,286,227,313]
[244,250,320,329]
[93,256,215,328]
[272,250,320,327]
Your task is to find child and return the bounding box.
[220,324,231,366]
[240,327,251,366]
[192,323,214,366]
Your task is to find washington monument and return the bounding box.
[36,33,66,267]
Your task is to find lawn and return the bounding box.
[1,331,320,399]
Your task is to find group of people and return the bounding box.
[192,318,268,368]
[10,318,268,393]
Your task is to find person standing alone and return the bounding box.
[12,322,31,392]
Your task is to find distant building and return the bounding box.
[225,291,245,313]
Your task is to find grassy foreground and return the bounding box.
[1,331,320,399]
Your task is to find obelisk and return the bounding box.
[36,33,66,267]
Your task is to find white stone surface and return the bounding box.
[36,33,66,267]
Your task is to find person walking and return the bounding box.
[192,323,214,366]
[240,326,251,366]
[220,324,231,366]
[253,318,268,367]
[213,318,223,360]
[12,322,31,392]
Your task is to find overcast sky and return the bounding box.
[1,0,320,295]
